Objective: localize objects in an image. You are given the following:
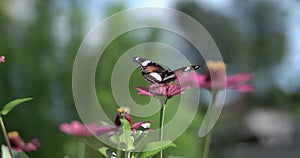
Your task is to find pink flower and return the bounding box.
[95,108,152,137]
[178,61,254,92]
[60,121,98,137]
[8,131,41,152]
[114,107,132,126]
[0,56,5,63]
[136,83,190,99]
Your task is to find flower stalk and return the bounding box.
[202,90,217,158]
[125,151,131,158]
[203,130,213,158]
[0,116,15,158]
[136,83,189,158]
[159,102,166,158]
[77,141,86,158]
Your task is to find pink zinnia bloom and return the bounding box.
[95,108,152,137]
[0,56,5,63]
[8,131,41,152]
[178,61,254,92]
[60,121,98,137]
[136,83,190,99]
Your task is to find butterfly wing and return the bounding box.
[162,65,200,83]
[173,65,200,74]
[133,57,200,84]
[133,57,168,83]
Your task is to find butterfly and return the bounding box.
[133,57,200,84]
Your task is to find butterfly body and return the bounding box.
[133,57,200,84]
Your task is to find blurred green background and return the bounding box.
[1,0,300,157]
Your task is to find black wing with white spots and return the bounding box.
[133,57,200,84]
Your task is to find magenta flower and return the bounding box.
[60,109,152,138]
[0,56,5,63]
[96,121,152,137]
[8,131,41,152]
[95,108,152,137]
[60,120,98,137]
[114,107,132,126]
[136,83,190,99]
[178,61,254,92]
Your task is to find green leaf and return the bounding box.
[131,153,136,158]
[1,98,33,115]
[1,145,30,158]
[119,117,134,151]
[166,156,185,158]
[131,130,150,146]
[137,141,176,158]
[14,152,30,158]
[1,145,11,158]
[109,133,120,145]
[98,146,117,158]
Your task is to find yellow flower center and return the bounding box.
[117,107,130,113]
[8,131,19,138]
[206,61,226,71]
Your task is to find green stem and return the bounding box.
[77,141,85,158]
[202,90,218,158]
[0,116,15,158]
[125,151,131,158]
[117,141,121,158]
[202,131,213,158]
[159,102,166,158]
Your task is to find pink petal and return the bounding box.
[136,83,190,99]
[178,72,213,89]
[136,87,154,96]
[138,91,154,96]
[0,56,5,62]
[86,123,100,131]
[24,143,38,152]
[227,74,254,86]
[13,147,23,152]
[194,73,209,86]
[60,121,92,137]
[167,84,189,97]
[176,69,254,93]
[108,130,119,137]
[59,123,72,134]
[234,84,255,92]
[177,72,203,87]
[95,125,119,136]
[131,122,148,129]
[29,138,41,147]
[8,132,40,152]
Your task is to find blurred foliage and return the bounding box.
[0,0,299,158]
[176,1,300,158]
[0,0,89,157]
[177,0,286,71]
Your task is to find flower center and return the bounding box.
[117,107,130,113]
[205,61,226,82]
[206,61,226,71]
[8,131,20,138]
